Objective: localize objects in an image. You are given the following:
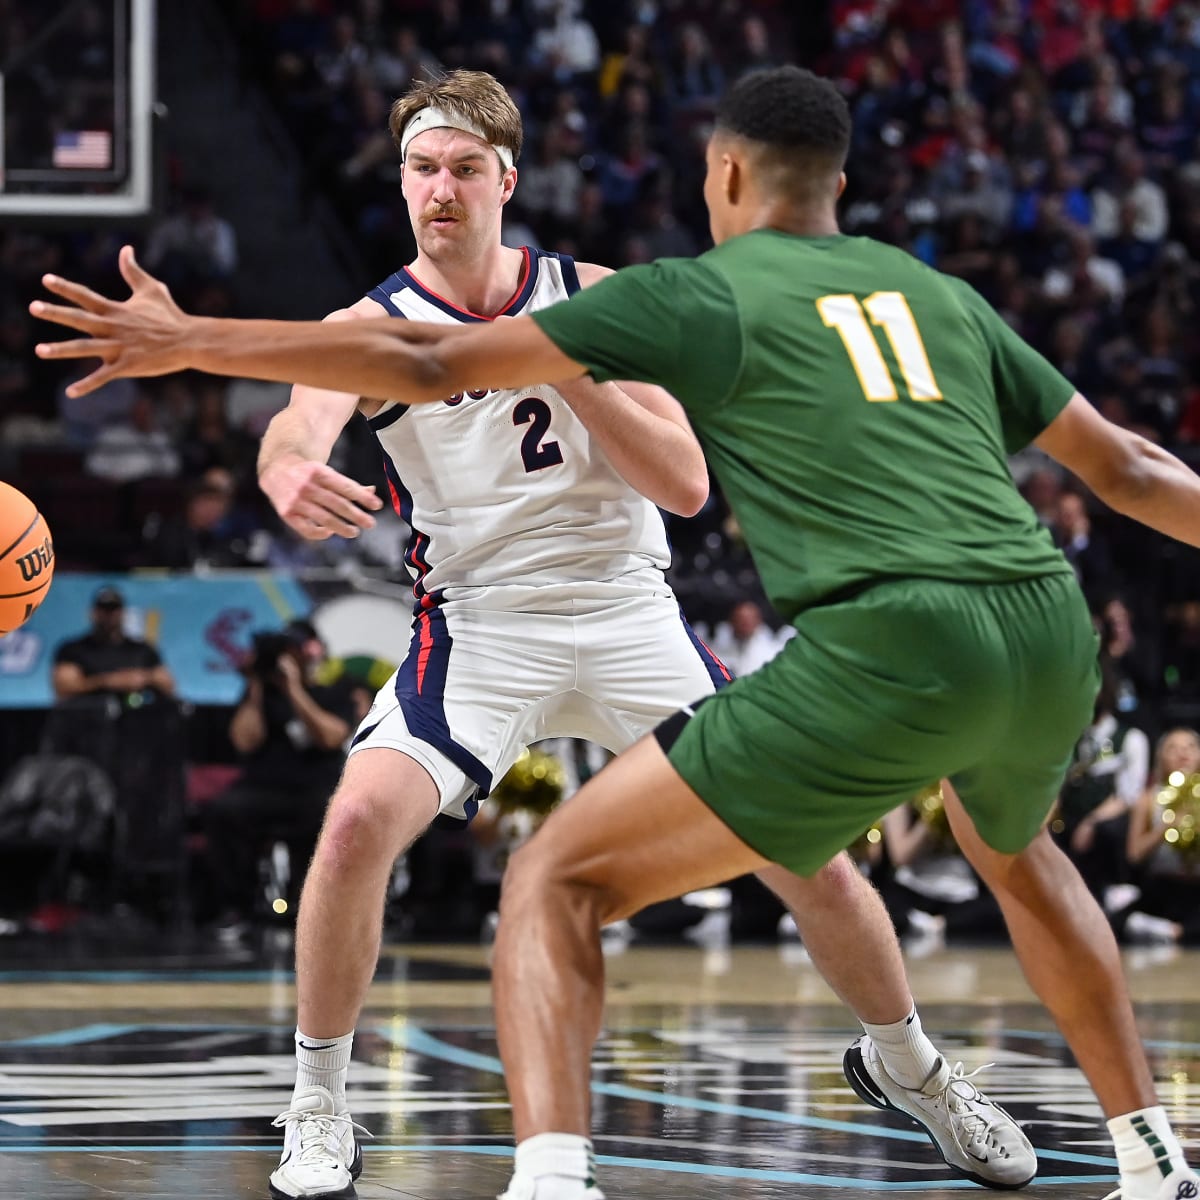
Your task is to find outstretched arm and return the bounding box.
[32,246,588,403]
[1036,393,1200,547]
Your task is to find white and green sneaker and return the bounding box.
[498,1175,606,1200]
[1102,1166,1200,1200]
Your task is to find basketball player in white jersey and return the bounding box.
[71,73,1035,1200]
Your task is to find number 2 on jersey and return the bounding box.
[513,397,564,472]
[816,292,942,402]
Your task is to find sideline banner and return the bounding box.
[0,573,312,708]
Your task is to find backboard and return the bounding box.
[0,0,157,219]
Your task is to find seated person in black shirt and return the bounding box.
[52,585,176,699]
[201,619,354,928]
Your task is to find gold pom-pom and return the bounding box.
[490,747,567,817]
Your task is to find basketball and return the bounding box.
[0,481,55,636]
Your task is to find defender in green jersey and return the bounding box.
[31,67,1200,1200]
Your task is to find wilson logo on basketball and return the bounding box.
[15,537,54,583]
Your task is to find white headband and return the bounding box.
[400,105,515,172]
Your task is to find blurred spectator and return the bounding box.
[1117,726,1200,945]
[199,619,355,931]
[1098,197,1161,286]
[996,88,1051,167]
[518,123,587,233]
[938,149,1013,231]
[57,368,139,450]
[1047,316,1101,396]
[871,796,1005,943]
[729,14,784,77]
[710,599,790,678]
[628,184,698,260]
[1102,596,1159,717]
[84,389,181,484]
[1020,466,1066,528]
[1139,79,1194,173]
[313,12,367,94]
[0,306,34,413]
[1091,142,1168,243]
[1054,662,1150,899]
[142,467,260,569]
[666,23,725,112]
[938,213,1000,292]
[369,25,443,93]
[178,377,259,483]
[142,185,239,290]
[597,125,662,215]
[598,22,658,98]
[531,0,600,81]
[1042,225,1125,310]
[1054,491,1116,603]
[51,585,175,700]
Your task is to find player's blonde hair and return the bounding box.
[390,70,523,171]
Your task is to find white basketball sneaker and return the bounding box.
[269,1085,366,1200]
[844,1035,1037,1189]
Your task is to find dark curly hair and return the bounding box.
[714,66,850,197]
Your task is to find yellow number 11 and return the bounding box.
[816,291,943,402]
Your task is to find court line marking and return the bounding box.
[383,1025,1120,1168]
[0,1142,1116,1188]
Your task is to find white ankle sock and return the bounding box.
[862,1006,942,1090]
[1108,1106,1188,1196]
[514,1132,597,1197]
[293,1028,353,1106]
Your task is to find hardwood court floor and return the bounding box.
[0,928,1195,1199]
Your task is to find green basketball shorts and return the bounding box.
[658,573,1099,877]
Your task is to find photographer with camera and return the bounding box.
[200,619,355,936]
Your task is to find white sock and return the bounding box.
[293,1028,353,1107]
[514,1132,597,1197]
[862,1006,942,1090]
[1108,1106,1188,1195]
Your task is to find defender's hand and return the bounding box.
[30,245,192,397]
[259,456,382,541]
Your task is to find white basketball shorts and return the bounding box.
[347,593,731,819]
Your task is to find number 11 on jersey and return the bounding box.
[817,291,943,403]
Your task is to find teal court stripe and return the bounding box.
[0,1142,1117,1188]
[8,1024,144,1047]
[378,1025,1119,1168]
[3,1023,284,1047]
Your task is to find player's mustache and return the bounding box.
[423,204,468,223]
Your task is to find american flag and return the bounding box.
[52,130,112,170]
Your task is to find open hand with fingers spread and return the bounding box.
[30,245,193,397]
[259,456,383,541]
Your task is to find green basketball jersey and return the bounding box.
[533,230,1076,620]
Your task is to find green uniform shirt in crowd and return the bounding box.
[533,230,1077,622]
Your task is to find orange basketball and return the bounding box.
[0,481,55,636]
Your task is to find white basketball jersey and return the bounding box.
[365,248,671,611]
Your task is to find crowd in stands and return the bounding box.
[4,4,1200,938]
